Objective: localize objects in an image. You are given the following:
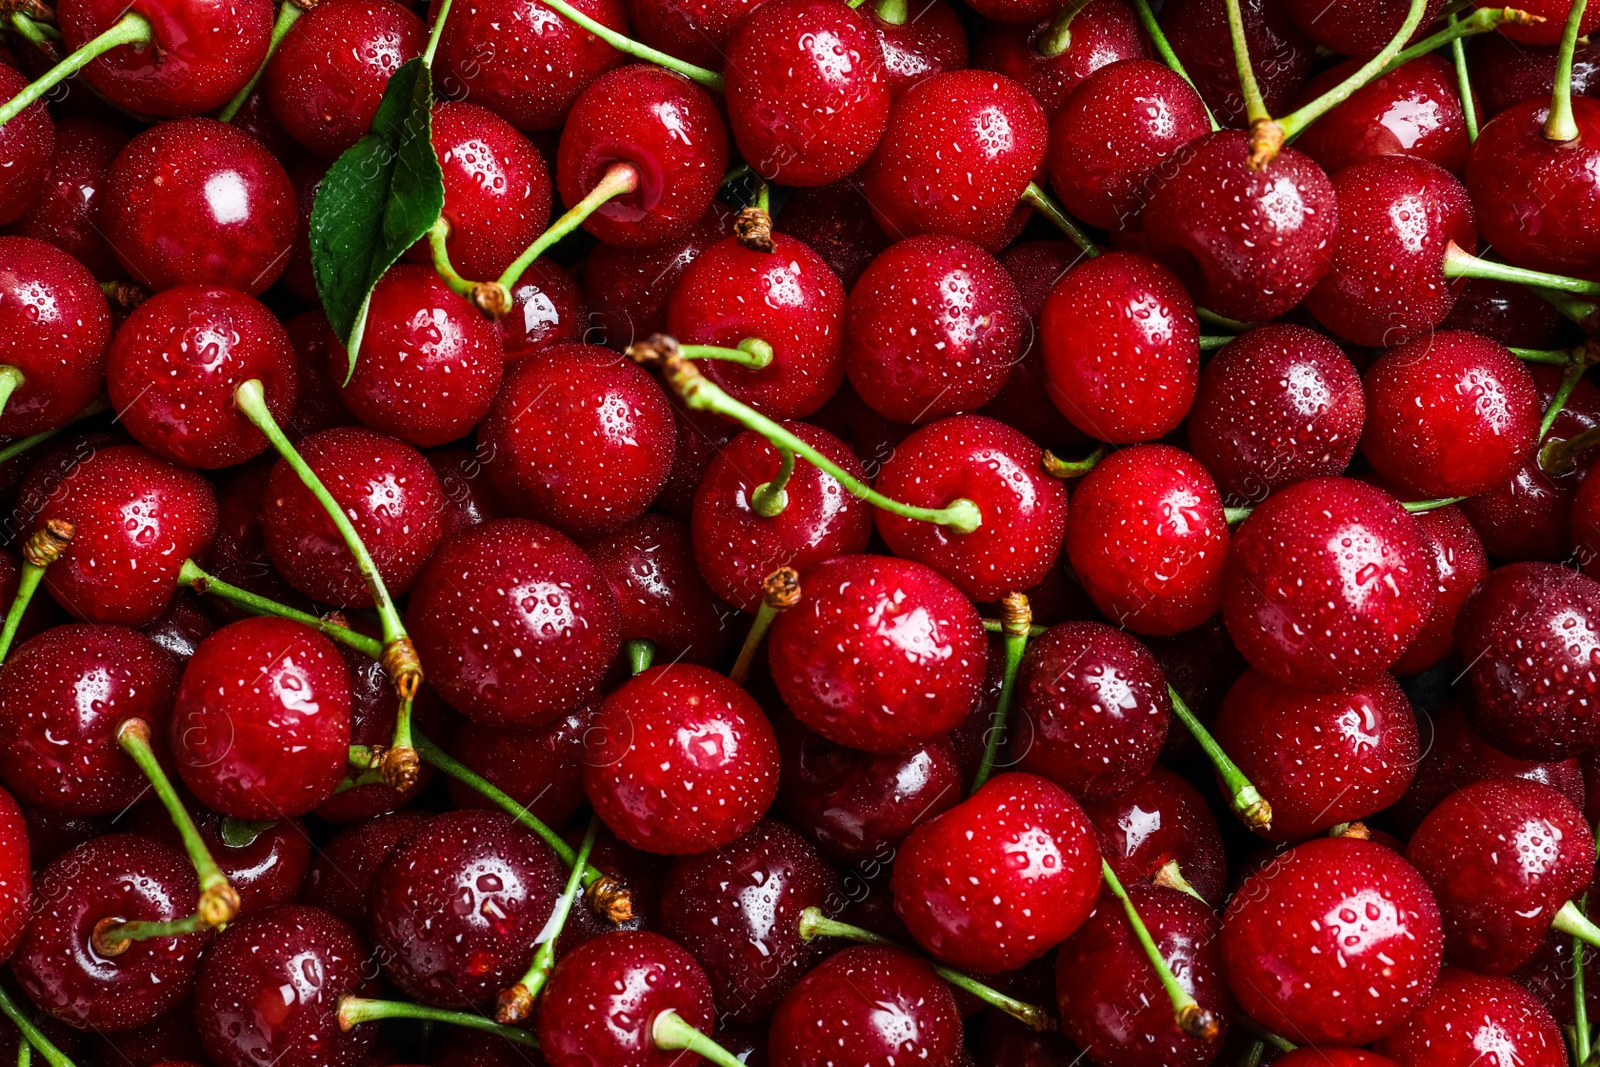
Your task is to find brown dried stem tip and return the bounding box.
[763,566,801,611]
[587,874,635,924]
[734,206,775,253]
[101,280,151,311]
[198,881,241,928]
[1331,821,1371,840]
[1177,1004,1222,1042]
[22,519,73,568]
[626,333,682,369]
[471,281,513,318]
[1,0,56,20]
[381,637,423,701]
[495,983,534,1025]
[999,591,1032,639]
[381,745,420,792]
[90,917,131,958]
[1248,118,1285,171]
[1240,794,1273,832]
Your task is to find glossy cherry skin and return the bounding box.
[775,178,891,293]
[1222,477,1436,691]
[497,257,586,363]
[865,70,1048,250]
[265,0,424,158]
[844,235,1024,424]
[1277,1053,1400,1067]
[284,310,355,441]
[1056,884,1231,1067]
[972,0,1148,120]
[57,0,274,115]
[584,202,734,347]
[430,446,505,538]
[769,554,986,753]
[1158,0,1313,126]
[658,820,838,1022]
[722,0,889,187]
[1222,836,1442,1045]
[410,518,619,726]
[1084,767,1226,905]
[583,515,733,667]
[0,786,30,963]
[1376,510,1480,676]
[1041,251,1199,443]
[867,0,967,100]
[0,624,179,814]
[108,284,297,469]
[1407,778,1593,974]
[102,119,294,295]
[557,64,728,248]
[371,809,563,1008]
[134,806,313,916]
[333,264,506,448]
[1283,0,1446,57]
[444,709,589,826]
[1187,324,1365,506]
[874,414,1069,603]
[892,772,1101,973]
[0,66,51,227]
[36,445,218,628]
[1292,55,1471,177]
[690,422,873,612]
[585,663,779,854]
[1144,131,1337,323]
[3,118,125,278]
[1472,31,1600,119]
[538,930,716,1067]
[1478,0,1600,44]
[302,809,434,928]
[1374,968,1567,1067]
[11,834,202,1031]
[622,0,761,67]
[0,237,111,438]
[767,945,962,1067]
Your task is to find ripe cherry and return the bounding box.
[1281,0,1446,57]
[583,515,732,667]
[429,447,505,539]
[1374,968,1567,1067]
[972,0,1148,120]
[1083,767,1227,905]
[0,236,111,438]
[129,806,313,916]
[1479,0,1600,45]
[285,311,355,441]
[0,785,30,962]
[0,66,51,226]
[584,202,734,347]
[622,0,762,67]
[867,0,967,100]
[1291,55,1472,176]
[444,709,590,827]
[1158,0,1313,125]
[2,118,123,276]
[302,809,434,928]
[1391,504,1488,674]
[497,257,586,363]
[1471,30,1600,119]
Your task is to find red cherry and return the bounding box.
[129,806,312,916]
[1277,1053,1400,1067]
[302,809,434,928]
[1222,836,1443,1045]
[101,118,295,294]
[1290,55,1472,176]
[2,117,123,276]
[443,709,590,827]
[265,0,424,158]
[1391,505,1487,674]
[281,157,325,305]
[1158,0,1313,126]
[497,257,587,363]
[780,179,895,294]
[584,663,779,854]
[1476,0,1600,45]
[284,310,355,440]
[723,0,890,187]
[583,202,734,347]
[107,284,297,469]
[867,0,967,100]
[1222,477,1436,691]
[1083,767,1227,905]
[622,0,762,67]
[0,236,111,437]
[1282,0,1446,57]
[557,64,728,247]
[0,785,31,962]
[972,0,1148,119]
[1471,30,1600,119]
[1375,968,1566,1067]
[0,65,51,226]
[892,772,1102,973]
[582,514,734,667]
[429,447,505,538]
[864,70,1048,250]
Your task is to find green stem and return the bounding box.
[1100,860,1220,1041]
[1236,1016,1297,1054]
[754,176,771,216]
[1553,899,1600,950]
[336,997,539,1046]
[1169,686,1272,830]
[982,619,1048,637]
[218,0,302,122]
[651,1011,746,1067]
[499,817,601,1021]
[971,593,1031,794]
[1278,0,1429,140]
[1129,0,1219,130]
[1036,0,1092,56]
[1543,423,1600,476]
[1513,346,1580,364]
[1020,182,1098,257]
[680,339,774,370]
[1378,6,1534,81]
[1199,335,1234,351]
[0,555,47,663]
[1545,0,1589,141]
[16,1036,27,1067]
[625,638,655,675]
[1533,287,1600,327]
[0,984,75,1067]
[427,216,477,299]
[1198,307,1254,332]
[730,567,798,684]
[0,12,152,128]
[0,397,109,466]
[1223,0,1272,125]
[94,912,208,952]
[1042,445,1105,479]
[1578,895,1593,1065]
[1442,241,1600,296]
[177,558,384,660]
[1541,351,1593,440]
[1402,497,1467,513]
[8,12,57,53]
[494,163,640,293]
[489,0,720,89]
[751,446,795,518]
[422,0,452,66]
[0,367,27,421]
[1449,15,1480,141]
[1224,507,1253,525]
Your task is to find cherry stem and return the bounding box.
[1128,0,1220,130]
[1542,422,1600,476]
[336,997,539,1046]
[92,912,208,956]
[494,0,720,90]
[1198,307,1254,332]
[1169,685,1272,830]
[1513,346,1582,364]
[1553,899,1600,951]
[497,816,601,1024]
[1036,0,1094,57]
[1548,0,1589,141]
[1540,344,1597,439]
[491,162,641,299]
[217,0,303,122]
[0,10,150,127]
[751,446,795,518]
[9,11,58,56]
[971,592,1031,794]
[427,216,477,300]
[0,367,26,423]
[1100,859,1221,1042]
[1154,858,1207,902]
[1020,182,1098,257]
[0,519,72,662]
[1442,241,1600,296]
[0,397,109,467]
[1199,335,1233,351]
[982,618,1048,637]
[1224,507,1253,524]
[1379,6,1539,81]
[1222,0,1271,127]
[648,1011,743,1067]
[176,558,384,660]
[422,0,452,65]
[1577,894,1593,1064]
[16,1038,27,1067]
[1042,444,1105,479]
[0,985,74,1067]
[115,718,240,928]
[1402,497,1467,513]
[1533,287,1599,328]
[730,566,800,684]
[795,907,1052,1030]
[1449,14,1481,141]
[1237,1016,1297,1053]
[625,638,655,674]
[1276,0,1429,144]
[679,338,775,370]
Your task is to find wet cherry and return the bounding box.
[0,236,111,438]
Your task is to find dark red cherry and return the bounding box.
[1065,444,1227,634]
[875,414,1069,602]
[1363,331,1540,497]
[1144,131,1337,323]
[769,553,986,753]
[585,663,779,855]
[1408,777,1592,974]
[280,157,325,305]
[622,0,762,67]
[131,807,312,917]
[201,460,301,609]
[195,905,376,1067]
[430,0,623,131]
[669,233,846,421]
[1276,1052,1400,1067]
[480,343,673,536]
[108,284,297,469]
[1471,30,1600,120]
[1048,59,1211,233]
[171,616,352,819]
[972,0,1148,120]
[302,810,435,928]
[1222,477,1436,691]
[1041,251,1198,443]
[723,0,889,187]
[690,422,873,612]
[1186,324,1366,506]
[19,802,112,869]
[864,70,1047,250]
[429,447,505,538]
[497,257,587,363]
[0,624,179,814]
[1454,278,1577,350]
[332,264,506,448]
[867,0,967,100]
[444,709,589,827]
[1456,562,1600,761]
[11,833,202,1031]
[2,117,124,276]
[422,102,553,281]
[892,772,1101,973]
[265,0,424,158]
[0,786,30,962]
[557,64,728,248]
[1083,767,1227,905]
[583,202,734,347]
[1291,55,1472,177]
[1158,0,1313,125]
[767,946,962,1067]
[1375,968,1566,1067]
[845,235,1025,424]
[371,809,563,1008]
[102,118,295,294]
[57,0,275,115]
[284,310,355,441]
[1282,0,1446,57]
[36,445,218,628]
[410,518,620,726]
[0,236,111,438]
[0,65,51,226]
[1477,0,1600,45]
[779,177,893,291]
[1391,505,1487,674]
[1056,884,1232,1067]
[1222,836,1443,1045]
[583,514,734,667]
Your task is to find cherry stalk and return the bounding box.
[730,568,799,683]
[970,592,1031,793]
[1546,0,1591,142]
[176,558,384,660]
[216,0,305,122]
[0,12,152,127]
[337,996,540,1045]
[1129,0,1220,129]
[0,984,72,1067]
[1099,859,1222,1041]
[1441,241,1600,296]
[497,816,602,1023]
[0,520,71,662]
[1169,686,1271,830]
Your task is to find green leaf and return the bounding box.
[309,56,444,383]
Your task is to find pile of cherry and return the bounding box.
[3,0,1600,1062]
